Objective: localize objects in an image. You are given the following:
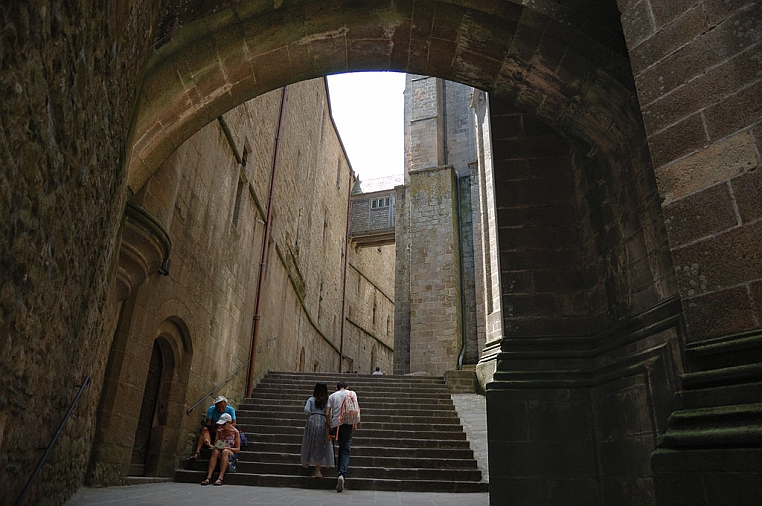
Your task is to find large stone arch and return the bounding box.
[3,1,759,504]
[123,2,678,505]
[127,0,639,192]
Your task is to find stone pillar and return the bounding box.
[472,91,504,389]
[394,185,411,375]
[617,1,762,503]
[408,166,463,376]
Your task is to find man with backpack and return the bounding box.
[326,381,360,492]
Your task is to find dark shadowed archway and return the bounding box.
[123,2,680,505]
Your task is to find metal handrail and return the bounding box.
[187,336,277,415]
[15,376,91,506]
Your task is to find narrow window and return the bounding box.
[336,157,341,189]
[232,178,244,227]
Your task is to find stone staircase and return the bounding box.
[175,371,488,492]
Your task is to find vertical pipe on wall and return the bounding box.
[246,86,288,398]
[338,171,353,372]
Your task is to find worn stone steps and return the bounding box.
[176,371,487,492]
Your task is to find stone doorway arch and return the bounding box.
[129,336,175,476]
[89,310,192,484]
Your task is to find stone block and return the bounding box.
[704,471,762,506]
[655,131,758,204]
[662,181,737,247]
[489,477,541,506]
[672,220,762,296]
[491,114,525,139]
[682,286,758,341]
[705,79,762,142]
[627,5,706,74]
[648,112,706,170]
[650,0,701,28]
[526,399,593,442]
[501,270,533,293]
[601,476,656,506]
[732,163,762,224]
[597,435,655,477]
[641,43,761,135]
[619,0,655,50]
[532,268,585,293]
[634,3,761,106]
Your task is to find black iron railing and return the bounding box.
[15,375,91,506]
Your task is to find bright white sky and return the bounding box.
[327,72,406,182]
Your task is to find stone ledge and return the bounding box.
[444,370,479,394]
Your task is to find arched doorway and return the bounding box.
[129,337,175,476]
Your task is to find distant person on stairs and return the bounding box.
[372,366,384,375]
[300,382,334,478]
[190,395,237,460]
[200,413,240,486]
[326,381,361,492]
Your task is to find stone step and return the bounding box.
[241,427,466,441]
[242,432,471,448]
[176,371,485,492]
[237,419,463,436]
[236,408,458,423]
[240,451,478,468]
[236,411,462,425]
[245,390,454,401]
[249,383,449,399]
[239,442,477,459]
[264,371,447,385]
[182,459,482,480]
[174,469,489,492]
[679,380,762,409]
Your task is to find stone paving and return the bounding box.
[65,393,489,506]
[451,393,489,482]
[66,482,489,506]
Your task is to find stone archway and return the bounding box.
[89,312,192,484]
[130,336,175,476]
[124,1,675,504]
[4,1,759,504]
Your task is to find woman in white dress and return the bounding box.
[300,382,334,478]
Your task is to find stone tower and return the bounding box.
[394,75,502,385]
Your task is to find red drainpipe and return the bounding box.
[246,86,288,397]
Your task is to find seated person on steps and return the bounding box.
[200,413,240,486]
[190,395,236,459]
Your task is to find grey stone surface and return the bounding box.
[452,393,489,482]
[65,482,489,505]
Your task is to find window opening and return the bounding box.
[232,178,244,227]
[370,197,390,209]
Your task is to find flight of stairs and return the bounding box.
[175,371,488,492]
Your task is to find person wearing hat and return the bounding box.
[190,395,236,460]
[200,412,240,486]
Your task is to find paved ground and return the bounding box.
[66,393,489,505]
[66,482,489,506]
[451,393,489,482]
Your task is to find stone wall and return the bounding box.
[617,0,761,342]
[3,1,760,505]
[407,166,463,376]
[0,2,167,504]
[85,78,395,486]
